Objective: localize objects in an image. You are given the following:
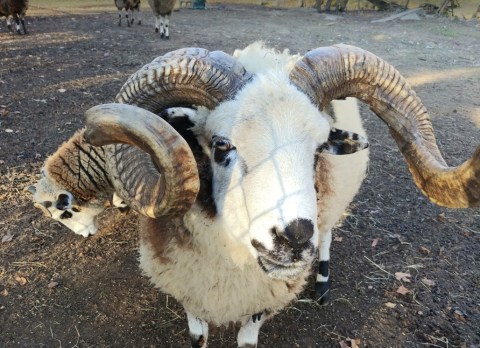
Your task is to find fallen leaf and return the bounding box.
[419,246,431,255]
[339,341,349,348]
[0,289,8,297]
[395,272,411,282]
[47,282,58,289]
[421,277,435,287]
[0,108,9,116]
[15,276,27,286]
[1,233,13,243]
[453,309,467,322]
[5,129,13,133]
[396,285,410,295]
[334,236,343,242]
[437,213,446,222]
[58,88,67,93]
[371,238,380,247]
[385,302,397,308]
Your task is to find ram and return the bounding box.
[0,0,29,34]
[115,0,141,27]
[30,43,480,347]
[147,0,175,39]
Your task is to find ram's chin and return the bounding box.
[257,255,314,281]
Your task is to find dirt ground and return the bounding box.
[0,4,479,348]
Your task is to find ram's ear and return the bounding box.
[320,128,369,155]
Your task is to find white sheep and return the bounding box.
[30,42,480,347]
[0,0,29,34]
[147,0,175,39]
[115,0,141,27]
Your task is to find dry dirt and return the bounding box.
[1,4,479,348]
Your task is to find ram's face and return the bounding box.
[29,173,105,237]
[205,74,329,280]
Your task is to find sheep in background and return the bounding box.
[0,0,29,34]
[115,0,141,27]
[148,0,175,39]
[30,43,480,347]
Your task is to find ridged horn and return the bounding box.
[107,48,252,217]
[84,103,199,218]
[115,47,253,110]
[290,44,479,208]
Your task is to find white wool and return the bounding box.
[138,45,368,326]
[233,41,302,75]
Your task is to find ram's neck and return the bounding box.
[45,129,114,201]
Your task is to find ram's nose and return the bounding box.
[282,219,314,247]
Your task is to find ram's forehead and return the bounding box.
[224,72,329,146]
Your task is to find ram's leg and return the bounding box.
[154,15,160,33]
[159,15,165,38]
[130,9,134,24]
[6,17,13,32]
[315,229,331,304]
[20,14,27,34]
[163,14,170,39]
[126,10,131,27]
[117,9,122,26]
[187,312,208,348]
[135,7,141,24]
[13,15,22,34]
[237,312,269,348]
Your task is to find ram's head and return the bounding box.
[31,44,480,280]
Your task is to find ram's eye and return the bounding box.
[211,136,233,152]
[211,136,235,165]
[60,211,73,219]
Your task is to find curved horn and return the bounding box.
[84,103,199,218]
[116,47,253,110]
[290,44,479,208]
[107,48,252,217]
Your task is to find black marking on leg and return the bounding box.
[318,260,329,278]
[251,312,263,323]
[190,335,205,348]
[316,260,331,304]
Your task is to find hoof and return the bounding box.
[138,20,142,25]
[190,335,206,348]
[155,27,159,33]
[7,24,13,32]
[160,32,165,39]
[315,281,331,305]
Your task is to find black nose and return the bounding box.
[283,219,314,247]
